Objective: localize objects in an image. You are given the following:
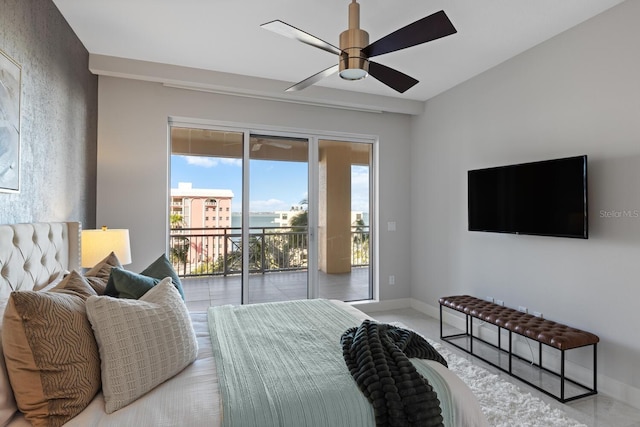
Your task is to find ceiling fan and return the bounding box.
[261,0,457,94]
[250,137,293,152]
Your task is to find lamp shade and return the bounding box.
[81,228,132,267]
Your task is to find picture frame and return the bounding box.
[0,48,21,193]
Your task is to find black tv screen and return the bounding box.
[468,155,588,239]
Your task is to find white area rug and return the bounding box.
[428,339,587,427]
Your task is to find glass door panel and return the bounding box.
[317,139,372,301]
[246,134,309,304]
[170,125,374,309]
[170,126,244,307]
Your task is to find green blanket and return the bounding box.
[208,299,454,427]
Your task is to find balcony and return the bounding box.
[170,226,370,309]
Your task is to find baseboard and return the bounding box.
[409,298,640,411]
[350,298,412,313]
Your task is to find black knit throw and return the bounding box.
[341,320,448,427]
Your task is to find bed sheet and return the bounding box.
[6,301,486,427]
[7,312,220,427]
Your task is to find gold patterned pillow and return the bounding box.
[1,279,101,427]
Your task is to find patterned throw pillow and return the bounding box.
[84,252,122,294]
[0,297,17,427]
[86,278,198,413]
[52,270,99,298]
[1,277,101,427]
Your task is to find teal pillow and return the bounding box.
[104,275,118,297]
[140,254,185,300]
[110,268,160,300]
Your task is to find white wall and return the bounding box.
[411,0,640,406]
[96,77,413,301]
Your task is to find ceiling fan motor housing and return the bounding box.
[339,0,369,80]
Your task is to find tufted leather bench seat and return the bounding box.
[439,294,598,402]
[440,295,599,350]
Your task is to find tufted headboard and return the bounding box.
[0,222,81,299]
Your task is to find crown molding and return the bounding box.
[89,54,425,115]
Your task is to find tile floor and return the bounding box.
[371,308,640,427]
[183,268,370,310]
[183,277,640,427]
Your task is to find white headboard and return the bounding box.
[0,222,81,299]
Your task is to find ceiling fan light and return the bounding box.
[339,68,368,80]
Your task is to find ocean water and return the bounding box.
[231,212,279,228]
[231,212,369,228]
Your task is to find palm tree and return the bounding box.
[169,214,188,272]
[352,218,369,265]
[170,213,184,229]
[289,198,308,227]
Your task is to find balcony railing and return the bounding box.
[169,226,369,277]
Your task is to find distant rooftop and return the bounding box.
[171,182,234,198]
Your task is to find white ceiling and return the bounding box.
[52,0,625,102]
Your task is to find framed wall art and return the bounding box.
[0,48,21,193]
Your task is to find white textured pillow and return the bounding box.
[86,278,198,414]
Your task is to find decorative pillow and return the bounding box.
[86,278,198,413]
[109,267,160,299]
[52,270,99,298]
[0,297,17,427]
[1,281,101,427]
[33,270,68,292]
[84,252,122,294]
[140,254,185,300]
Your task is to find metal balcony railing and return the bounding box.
[169,226,369,277]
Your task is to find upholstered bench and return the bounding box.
[439,295,599,402]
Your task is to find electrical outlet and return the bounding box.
[495,299,504,306]
[533,311,543,318]
[388,275,395,286]
[518,306,527,313]
[486,296,494,303]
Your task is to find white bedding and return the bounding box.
[7,312,220,427]
[5,302,487,427]
[0,222,487,427]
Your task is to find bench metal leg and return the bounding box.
[561,350,566,401]
[593,344,598,392]
[439,303,598,403]
[508,330,512,374]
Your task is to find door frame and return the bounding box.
[169,117,379,303]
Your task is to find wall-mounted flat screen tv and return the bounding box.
[468,155,588,239]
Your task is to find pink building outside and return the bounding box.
[170,182,234,265]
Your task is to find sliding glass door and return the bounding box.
[170,127,244,307]
[316,139,372,301]
[170,123,374,308]
[246,135,309,304]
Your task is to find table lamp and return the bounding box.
[81,226,132,267]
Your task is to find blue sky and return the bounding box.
[171,155,369,213]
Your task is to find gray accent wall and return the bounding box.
[411,0,640,407]
[0,0,97,226]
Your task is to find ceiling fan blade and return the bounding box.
[368,61,418,93]
[286,64,339,92]
[261,20,342,56]
[362,10,456,58]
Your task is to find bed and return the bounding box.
[0,221,488,427]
